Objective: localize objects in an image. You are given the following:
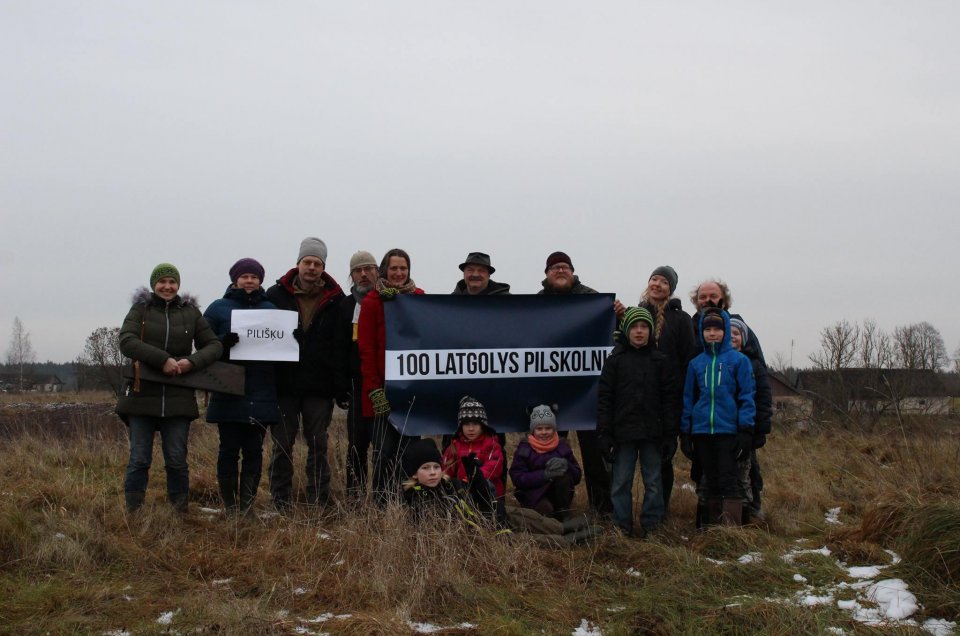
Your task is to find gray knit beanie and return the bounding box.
[650,265,678,294]
[349,250,377,271]
[529,404,557,433]
[298,237,328,264]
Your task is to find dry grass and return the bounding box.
[0,396,958,634]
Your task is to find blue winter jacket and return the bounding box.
[203,286,280,424]
[681,309,756,436]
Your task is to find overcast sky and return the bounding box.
[2,2,958,367]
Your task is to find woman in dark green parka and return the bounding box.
[116,263,221,512]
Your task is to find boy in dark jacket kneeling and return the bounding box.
[598,307,679,537]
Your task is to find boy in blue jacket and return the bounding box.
[680,307,755,526]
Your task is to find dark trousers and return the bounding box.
[345,390,372,496]
[371,414,417,504]
[576,429,613,515]
[270,395,334,506]
[661,439,677,513]
[532,474,574,519]
[749,451,764,511]
[217,422,267,485]
[694,434,739,499]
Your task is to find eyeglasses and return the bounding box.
[352,265,378,274]
[548,264,571,273]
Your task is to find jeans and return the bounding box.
[270,395,334,505]
[217,422,267,484]
[124,415,191,496]
[610,440,664,532]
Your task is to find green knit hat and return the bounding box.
[150,263,180,288]
[620,306,654,336]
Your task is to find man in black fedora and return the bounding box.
[451,252,511,296]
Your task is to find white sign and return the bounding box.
[229,309,299,362]
[384,347,612,381]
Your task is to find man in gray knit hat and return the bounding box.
[265,237,348,509]
[341,249,380,498]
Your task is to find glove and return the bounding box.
[292,328,304,344]
[461,452,481,479]
[680,434,695,460]
[222,332,240,349]
[659,436,678,462]
[544,457,568,480]
[598,436,615,464]
[336,393,351,410]
[368,388,390,416]
[735,429,753,462]
[753,433,767,449]
[379,286,399,301]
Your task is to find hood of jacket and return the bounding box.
[221,284,269,306]
[697,308,733,355]
[131,286,200,309]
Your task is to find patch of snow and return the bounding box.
[259,511,280,520]
[102,631,132,636]
[705,558,726,565]
[54,532,67,540]
[625,567,641,577]
[825,628,846,635]
[572,618,602,636]
[303,613,334,623]
[293,587,308,595]
[825,507,842,525]
[866,579,919,621]
[317,532,332,540]
[885,549,902,565]
[292,627,327,636]
[334,559,345,566]
[782,546,831,564]
[923,618,957,636]
[156,609,180,625]
[276,609,290,619]
[211,578,233,586]
[738,552,762,564]
[198,507,222,514]
[122,595,134,601]
[408,622,443,634]
[681,483,696,492]
[799,593,834,606]
[606,606,625,613]
[793,574,808,583]
[837,599,861,611]
[847,566,882,579]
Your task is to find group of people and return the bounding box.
[115,238,772,539]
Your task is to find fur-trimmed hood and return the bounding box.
[131,286,200,309]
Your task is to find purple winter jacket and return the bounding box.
[509,439,583,509]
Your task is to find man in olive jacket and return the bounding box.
[266,237,348,509]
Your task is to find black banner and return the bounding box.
[383,294,615,434]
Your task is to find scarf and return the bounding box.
[376,276,418,297]
[527,432,559,454]
[293,274,326,331]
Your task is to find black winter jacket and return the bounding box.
[597,340,680,443]
[451,279,512,295]
[744,344,773,445]
[538,275,597,295]
[266,269,348,398]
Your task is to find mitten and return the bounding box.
[292,328,304,344]
[368,388,390,416]
[222,332,240,349]
[659,435,678,461]
[544,457,568,479]
[680,434,695,460]
[753,433,767,449]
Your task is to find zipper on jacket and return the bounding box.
[162,302,171,417]
[708,346,717,434]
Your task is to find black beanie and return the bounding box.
[402,439,443,478]
[701,308,725,331]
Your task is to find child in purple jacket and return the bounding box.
[509,404,583,520]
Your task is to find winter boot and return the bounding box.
[219,477,238,514]
[720,498,743,527]
[125,491,145,513]
[169,492,189,514]
[707,498,723,526]
[560,514,592,534]
[238,472,260,515]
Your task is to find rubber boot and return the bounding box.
[707,498,723,525]
[125,491,145,513]
[169,492,189,514]
[219,477,238,514]
[720,498,742,527]
[560,514,591,534]
[238,472,260,515]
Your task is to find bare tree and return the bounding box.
[5,317,37,391]
[858,318,893,368]
[809,320,860,370]
[74,326,125,396]
[954,345,960,375]
[892,322,948,370]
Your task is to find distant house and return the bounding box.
[767,372,812,424]
[938,373,960,415]
[34,375,65,393]
[796,368,950,418]
[0,373,64,393]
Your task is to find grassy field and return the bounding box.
[0,392,958,635]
